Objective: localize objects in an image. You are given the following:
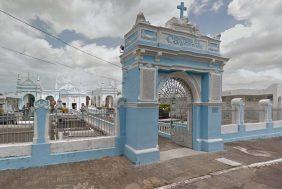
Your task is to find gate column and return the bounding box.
[122,64,160,165]
[193,72,224,152]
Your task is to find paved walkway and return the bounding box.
[158,136,182,152]
[0,137,282,189]
[158,136,203,161]
[160,148,204,162]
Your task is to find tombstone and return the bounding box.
[120,2,229,165]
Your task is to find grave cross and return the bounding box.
[177,2,187,19]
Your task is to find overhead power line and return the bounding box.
[0,45,121,82]
[1,46,72,68]
[0,9,123,69]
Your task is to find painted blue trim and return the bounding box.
[222,125,282,142]
[125,36,221,57]
[125,31,138,47]
[172,123,187,128]
[196,104,224,152]
[34,108,48,144]
[0,144,121,171]
[158,131,171,139]
[124,40,222,57]
[200,140,224,152]
[158,43,220,56]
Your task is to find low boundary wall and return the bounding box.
[0,99,125,171]
[221,120,282,142]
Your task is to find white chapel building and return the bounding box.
[15,73,88,110]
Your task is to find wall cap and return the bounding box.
[231,98,244,106]
[259,99,272,107]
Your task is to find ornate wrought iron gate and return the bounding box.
[158,77,193,148]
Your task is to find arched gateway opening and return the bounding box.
[86,96,90,107]
[158,77,193,148]
[105,95,114,108]
[23,94,35,108]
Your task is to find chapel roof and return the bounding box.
[59,82,81,93]
[20,78,36,86]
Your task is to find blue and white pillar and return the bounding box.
[123,65,160,165]
[32,99,50,161]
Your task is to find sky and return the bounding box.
[0,0,281,93]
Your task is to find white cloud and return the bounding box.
[189,0,223,15]
[0,0,193,39]
[189,0,209,16]
[0,0,195,92]
[223,68,282,89]
[0,10,122,92]
[211,0,223,12]
[221,0,282,90]
[0,0,281,92]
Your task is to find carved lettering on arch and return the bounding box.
[210,72,222,102]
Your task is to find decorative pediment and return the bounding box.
[135,12,150,25]
[165,17,200,35]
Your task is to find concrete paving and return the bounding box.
[159,135,204,161]
[160,148,204,162]
[158,136,182,152]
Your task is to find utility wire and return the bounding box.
[0,45,121,82]
[0,9,123,70]
[1,46,73,68]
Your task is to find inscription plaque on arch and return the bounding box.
[139,67,157,101]
[210,73,222,102]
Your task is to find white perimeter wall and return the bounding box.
[0,143,32,158]
[50,136,116,153]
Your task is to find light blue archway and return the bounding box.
[157,72,197,148]
[119,3,229,165]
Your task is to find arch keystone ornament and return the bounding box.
[120,2,229,165]
[34,99,49,110]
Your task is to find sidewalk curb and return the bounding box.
[156,158,282,189]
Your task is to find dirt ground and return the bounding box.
[0,137,282,189]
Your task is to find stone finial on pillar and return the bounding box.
[231,98,244,125]
[258,99,272,123]
[33,99,50,144]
